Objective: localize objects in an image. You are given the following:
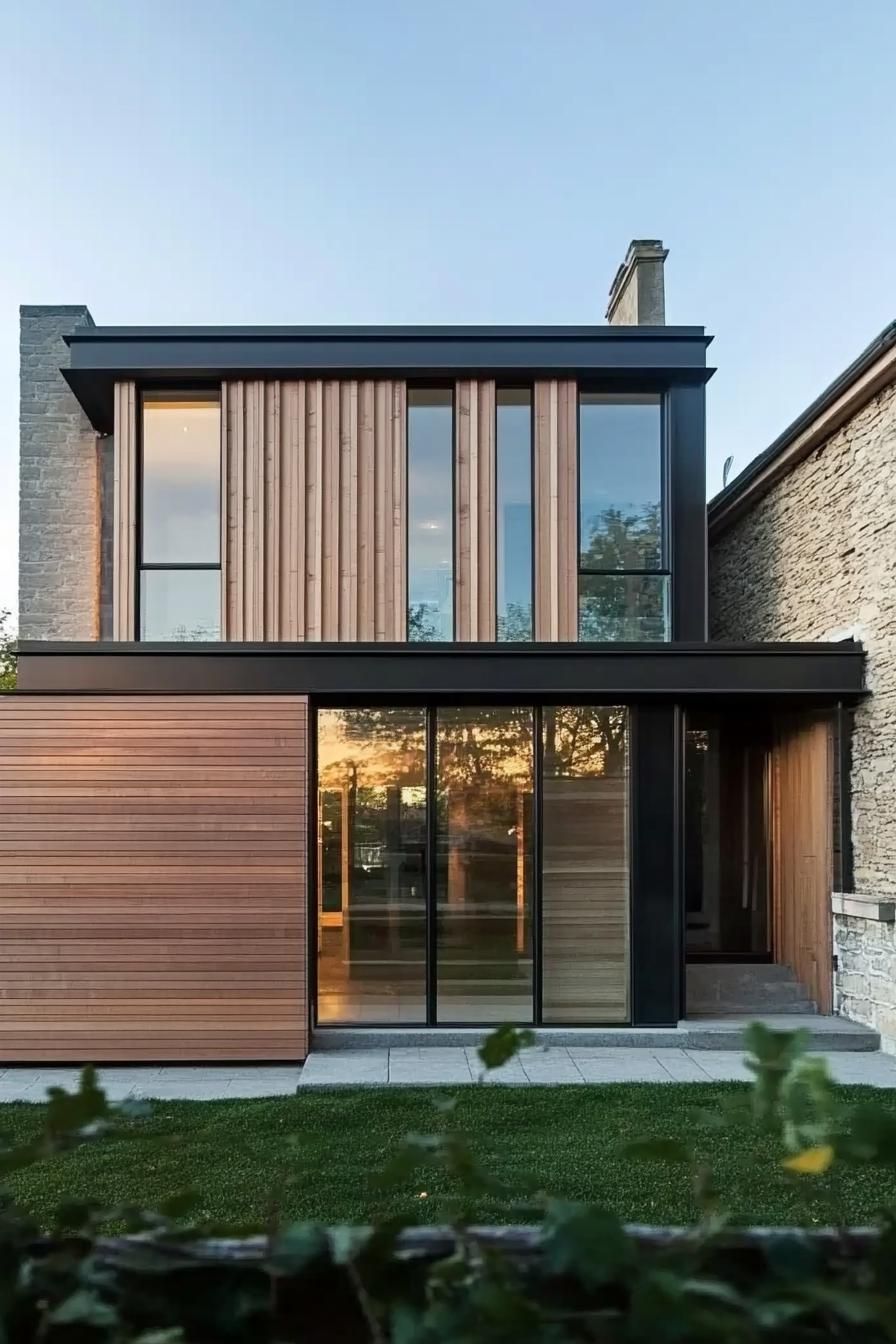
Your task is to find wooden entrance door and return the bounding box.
[772,715,834,1013]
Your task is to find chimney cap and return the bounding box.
[606,239,669,324]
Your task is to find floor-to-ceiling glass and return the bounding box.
[435,707,534,1022]
[317,708,427,1023]
[316,705,630,1025]
[541,707,630,1022]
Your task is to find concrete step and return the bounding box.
[313,1016,880,1053]
[686,962,818,1015]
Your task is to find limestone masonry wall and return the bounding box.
[710,379,896,1047]
[19,305,100,640]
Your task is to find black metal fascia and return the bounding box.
[14,639,865,699]
[62,325,714,432]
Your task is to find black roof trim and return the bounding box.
[65,323,711,344]
[15,639,864,700]
[16,638,859,657]
[61,324,714,432]
[709,320,896,532]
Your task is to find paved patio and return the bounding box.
[298,1045,896,1088]
[1,1047,896,1100]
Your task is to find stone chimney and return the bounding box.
[605,239,668,325]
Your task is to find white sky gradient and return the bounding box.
[2,0,895,627]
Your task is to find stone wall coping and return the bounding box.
[832,891,896,922]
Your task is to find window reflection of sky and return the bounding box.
[408,391,453,639]
[142,396,220,564]
[497,392,532,640]
[579,395,661,566]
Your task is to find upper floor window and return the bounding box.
[407,388,453,641]
[496,389,533,641]
[578,392,669,642]
[139,391,221,640]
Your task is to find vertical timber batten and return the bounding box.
[112,381,137,640]
[534,380,577,641]
[223,379,407,640]
[455,379,497,640]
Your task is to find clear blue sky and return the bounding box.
[2,0,895,626]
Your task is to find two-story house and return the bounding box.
[5,242,867,1061]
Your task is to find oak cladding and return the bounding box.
[534,381,578,641]
[223,380,406,641]
[111,376,590,643]
[455,380,497,641]
[0,696,308,1061]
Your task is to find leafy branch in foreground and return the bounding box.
[2,1024,896,1340]
[0,608,15,691]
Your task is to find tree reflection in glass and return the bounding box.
[317,708,427,1024]
[436,707,534,1022]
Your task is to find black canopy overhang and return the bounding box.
[14,640,864,700]
[61,325,715,433]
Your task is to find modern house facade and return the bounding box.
[6,242,865,1061]
[710,320,896,1052]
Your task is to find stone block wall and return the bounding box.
[833,903,896,1049]
[19,305,101,640]
[710,378,896,1044]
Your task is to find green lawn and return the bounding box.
[4,1084,896,1232]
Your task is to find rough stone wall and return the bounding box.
[834,911,896,1051]
[19,305,100,640]
[710,378,896,1042]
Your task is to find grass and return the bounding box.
[3,1083,896,1232]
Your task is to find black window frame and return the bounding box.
[136,385,222,642]
[576,389,670,643]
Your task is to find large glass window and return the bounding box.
[407,389,454,641]
[315,704,631,1026]
[542,707,630,1022]
[496,390,533,640]
[578,394,668,641]
[317,708,427,1024]
[436,707,534,1022]
[139,391,221,640]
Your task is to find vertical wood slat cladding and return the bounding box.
[772,714,834,1013]
[0,696,308,1061]
[455,380,497,640]
[534,380,578,641]
[112,381,137,640]
[223,380,406,640]
[542,775,629,1022]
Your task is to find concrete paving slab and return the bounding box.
[520,1060,585,1083]
[298,1051,389,1086]
[684,1051,754,1082]
[0,1045,893,1101]
[225,1079,301,1098]
[655,1053,713,1082]
[572,1057,673,1084]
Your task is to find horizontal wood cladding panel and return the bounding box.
[223,379,406,641]
[0,696,308,1061]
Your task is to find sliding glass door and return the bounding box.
[436,707,534,1023]
[317,708,427,1024]
[316,704,629,1025]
